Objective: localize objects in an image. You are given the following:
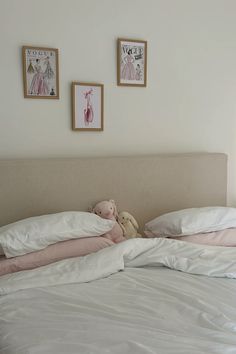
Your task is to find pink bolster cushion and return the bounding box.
[0,236,114,276]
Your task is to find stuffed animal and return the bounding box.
[118,211,142,239]
[90,200,126,244]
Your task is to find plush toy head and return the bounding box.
[92,199,118,221]
[90,200,126,244]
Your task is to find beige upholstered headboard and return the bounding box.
[0,153,227,231]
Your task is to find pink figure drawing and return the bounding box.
[29,59,49,95]
[83,88,94,125]
[121,49,136,80]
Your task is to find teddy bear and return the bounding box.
[90,199,126,244]
[118,211,142,239]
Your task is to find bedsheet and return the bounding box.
[1,267,236,354]
[1,238,236,353]
[1,238,236,295]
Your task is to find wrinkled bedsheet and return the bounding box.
[1,238,236,354]
[1,267,236,354]
[1,238,236,295]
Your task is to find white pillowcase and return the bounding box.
[0,211,115,258]
[144,207,236,238]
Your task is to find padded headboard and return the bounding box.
[0,153,227,231]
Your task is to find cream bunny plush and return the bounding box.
[91,200,126,244]
[118,211,142,239]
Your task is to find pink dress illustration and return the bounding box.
[29,59,49,95]
[121,50,136,80]
[83,89,94,125]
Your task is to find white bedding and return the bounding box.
[1,238,236,353]
[1,268,236,354]
[1,238,236,295]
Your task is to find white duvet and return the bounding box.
[1,238,236,354]
[1,238,236,295]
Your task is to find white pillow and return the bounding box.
[144,207,236,238]
[0,212,115,258]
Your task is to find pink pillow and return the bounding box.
[170,228,236,246]
[0,236,114,276]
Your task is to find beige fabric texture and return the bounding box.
[0,153,227,232]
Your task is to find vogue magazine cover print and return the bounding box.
[118,39,147,86]
[23,46,59,98]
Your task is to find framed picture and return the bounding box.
[117,38,147,87]
[22,46,59,99]
[72,82,104,131]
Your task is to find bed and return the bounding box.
[1,153,236,354]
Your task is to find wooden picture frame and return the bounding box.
[22,46,59,99]
[117,38,147,87]
[72,82,104,131]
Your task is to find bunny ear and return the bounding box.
[88,206,94,213]
[109,199,118,218]
[130,215,139,230]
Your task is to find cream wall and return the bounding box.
[0,0,236,204]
